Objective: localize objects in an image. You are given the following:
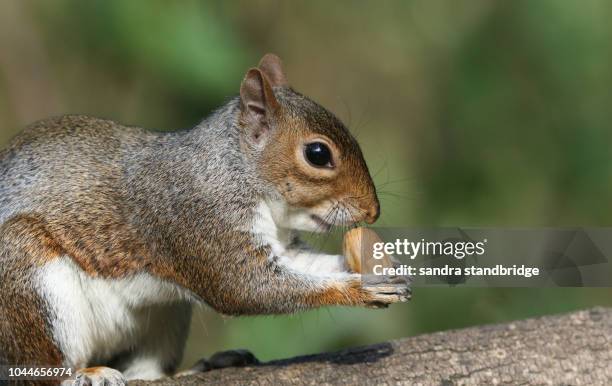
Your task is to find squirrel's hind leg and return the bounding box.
[63,302,191,384]
[0,215,65,369]
[119,302,192,381]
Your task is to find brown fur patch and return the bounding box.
[0,215,66,266]
[76,366,107,376]
[0,216,64,369]
[309,278,370,307]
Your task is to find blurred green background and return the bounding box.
[1,0,611,368]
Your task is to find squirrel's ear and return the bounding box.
[239,68,279,145]
[258,54,288,87]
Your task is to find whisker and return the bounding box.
[309,202,339,252]
[377,190,412,199]
[372,158,389,179]
[376,177,414,188]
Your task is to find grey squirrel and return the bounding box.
[0,54,410,385]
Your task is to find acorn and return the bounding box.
[343,227,397,275]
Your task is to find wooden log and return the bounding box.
[133,307,612,385]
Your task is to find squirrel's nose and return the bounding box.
[364,201,380,224]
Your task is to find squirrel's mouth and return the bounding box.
[310,215,333,233]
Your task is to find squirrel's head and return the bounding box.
[238,54,379,232]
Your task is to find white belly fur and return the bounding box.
[34,257,191,369]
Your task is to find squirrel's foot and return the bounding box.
[178,349,260,376]
[64,366,127,386]
[361,274,412,308]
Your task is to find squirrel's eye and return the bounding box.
[304,142,333,168]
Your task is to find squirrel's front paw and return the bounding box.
[343,227,412,308]
[360,275,411,308]
[64,367,127,386]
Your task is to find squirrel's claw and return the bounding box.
[361,274,412,308]
[65,367,127,386]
